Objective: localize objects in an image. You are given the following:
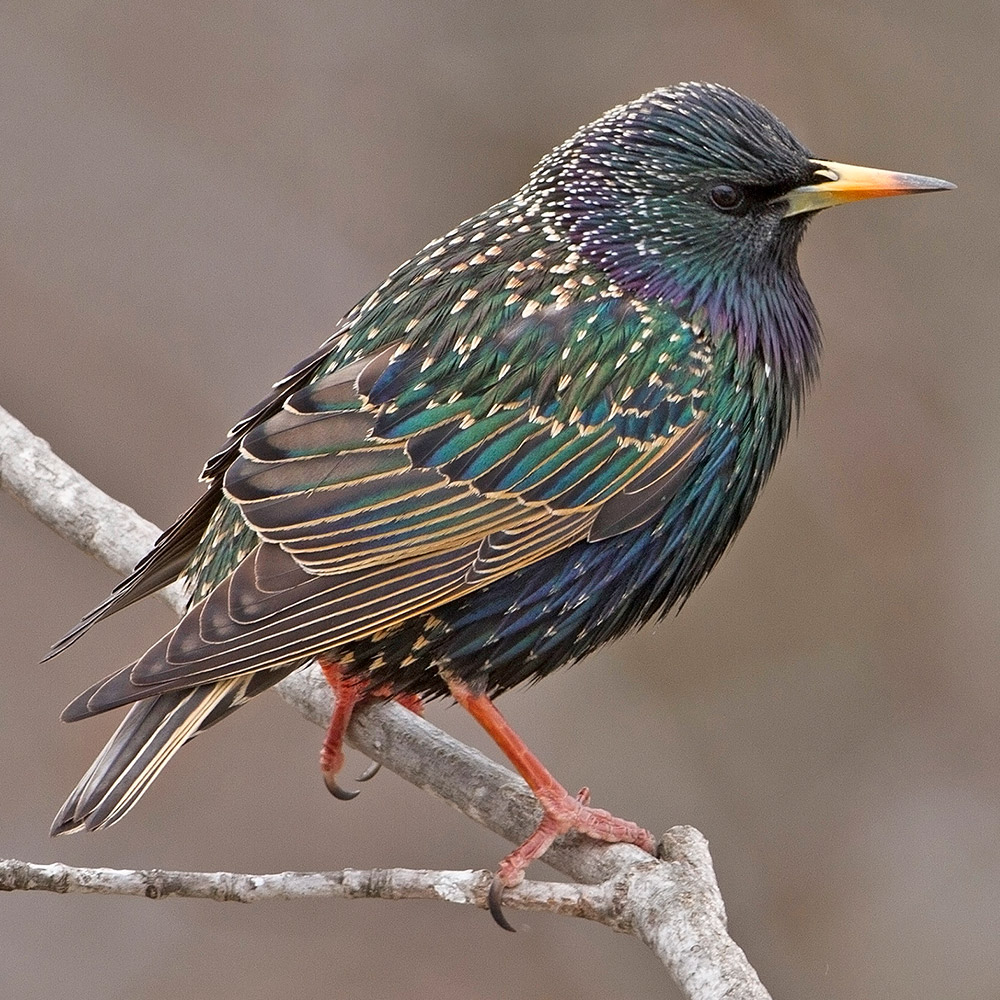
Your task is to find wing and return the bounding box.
[64,289,714,719]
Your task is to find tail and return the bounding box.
[52,676,253,835]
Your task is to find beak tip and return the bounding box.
[903,173,956,193]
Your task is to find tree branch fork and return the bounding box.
[0,851,672,931]
[0,402,772,1000]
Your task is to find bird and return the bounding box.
[48,82,953,927]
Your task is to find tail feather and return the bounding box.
[52,678,245,835]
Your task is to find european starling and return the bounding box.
[50,82,952,923]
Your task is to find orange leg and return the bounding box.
[444,674,655,928]
[317,658,426,796]
[317,657,370,800]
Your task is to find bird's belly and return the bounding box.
[342,511,706,700]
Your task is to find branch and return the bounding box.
[0,858,603,915]
[0,402,773,1000]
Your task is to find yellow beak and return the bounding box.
[781,159,955,217]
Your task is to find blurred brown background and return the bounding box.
[1,2,993,998]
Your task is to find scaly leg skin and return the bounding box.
[317,658,426,793]
[317,657,369,800]
[444,673,656,931]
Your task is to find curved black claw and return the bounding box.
[323,773,361,801]
[487,876,516,932]
[357,761,382,783]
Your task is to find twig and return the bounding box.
[0,402,773,1000]
[0,859,598,915]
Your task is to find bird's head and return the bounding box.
[533,82,952,381]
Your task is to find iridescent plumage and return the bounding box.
[49,83,952,886]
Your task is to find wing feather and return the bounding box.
[65,293,714,722]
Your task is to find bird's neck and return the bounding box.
[703,260,821,422]
[575,231,822,409]
[698,264,820,531]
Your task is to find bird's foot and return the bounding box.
[487,782,655,930]
[317,658,368,800]
[318,662,427,796]
[440,672,654,930]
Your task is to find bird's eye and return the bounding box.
[708,183,745,212]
